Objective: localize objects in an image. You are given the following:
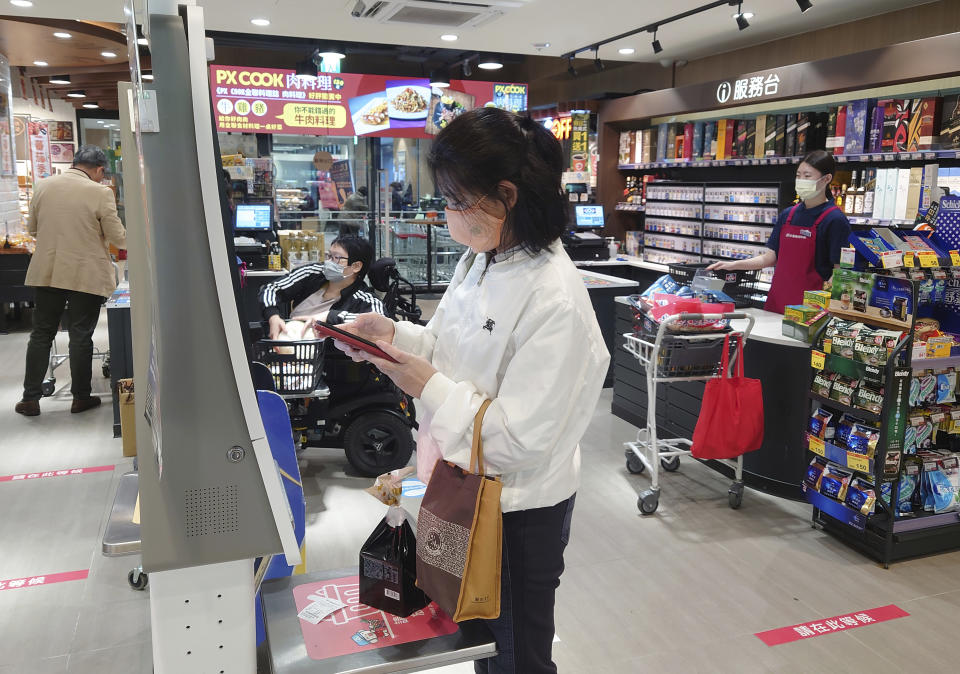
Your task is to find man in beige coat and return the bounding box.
[15,146,126,416]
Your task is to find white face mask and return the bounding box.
[796,177,823,201]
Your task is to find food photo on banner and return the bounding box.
[209,65,528,138]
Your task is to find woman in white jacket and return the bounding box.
[339,108,609,673]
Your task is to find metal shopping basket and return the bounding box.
[623,310,755,515]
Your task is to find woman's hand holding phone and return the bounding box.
[339,313,396,344]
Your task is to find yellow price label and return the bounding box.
[951,250,960,267]
[903,252,915,268]
[918,251,939,268]
[811,350,825,370]
[808,435,826,457]
[847,452,870,473]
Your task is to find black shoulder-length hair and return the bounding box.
[427,107,568,255]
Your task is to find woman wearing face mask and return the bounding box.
[336,108,609,673]
[708,150,851,313]
[258,235,386,340]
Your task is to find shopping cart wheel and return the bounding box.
[660,456,680,472]
[127,568,148,591]
[637,490,659,516]
[41,378,55,397]
[625,452,645,475]
[102,362,111,378]
[728,483,744,510]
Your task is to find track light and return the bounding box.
[567,56,577,77]
[796,0,812,11]
[593,47,604,72]
[735,3,750,30]
[651,28,662,54]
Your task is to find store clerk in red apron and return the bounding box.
[708,150,851,313]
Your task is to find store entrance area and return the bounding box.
[1,307,958,673]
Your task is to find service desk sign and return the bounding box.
[209,65,527,138]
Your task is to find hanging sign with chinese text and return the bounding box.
[209,65,527,138]
[716,71,783,104]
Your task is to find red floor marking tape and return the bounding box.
[0,569,89,591]
[755,605,910,646]
[0,465,114,482]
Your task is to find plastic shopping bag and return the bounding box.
[358,504,430,617]
[691,334,764,460]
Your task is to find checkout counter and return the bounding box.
[612,297,810,500]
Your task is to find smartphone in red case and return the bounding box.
[313,320,398,363]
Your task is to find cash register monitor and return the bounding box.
[235,203,273,231]
[574,204,605,229]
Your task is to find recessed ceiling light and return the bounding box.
[142,72,154,81]
[477,59,503,70]
[318,50,345,60]
[440,34,458,41]
[82,102,99,109]
[67,90,86,98]
[250,18,270,26]
[33,60,48,67]
[101,51,117,58]
[53,32,72,39]
[532,42,550,50]
[618,47,635,55]
[49,75,70,84]
[10,0,34,7]
[137,37,148,46]
[97,120,105,124]
[732,11,754,18]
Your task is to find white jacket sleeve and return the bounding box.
[418,298,609,475]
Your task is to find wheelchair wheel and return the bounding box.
[343,412,414,477]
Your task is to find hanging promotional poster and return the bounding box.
[28,120,51,183]
[209,65,528,138]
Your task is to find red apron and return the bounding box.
[764,204,839,313]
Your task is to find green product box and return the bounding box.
[784,304,822,323]
[803,290,831,310]
[781,312,829,344]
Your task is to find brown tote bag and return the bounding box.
[416,399,502,621]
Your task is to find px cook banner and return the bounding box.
[210,65,528,138]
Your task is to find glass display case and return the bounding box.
[388,217,467,292]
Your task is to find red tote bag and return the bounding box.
[691,334,764,460]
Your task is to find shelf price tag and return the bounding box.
[950,250,960,267]
[808,435,826,457]
[811,350,826,370]
[879,251,902,269]
[847,452,870,473]
[918,251,939,268]
[903,252,915,268]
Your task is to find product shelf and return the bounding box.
[891,511,960,533]
[818,351,888,387]
[702,200,779,207]
[617,150,960,171]
[615,203,645,212]
[642,214,702,222]
[644,197,703,203]
[808,391,882,424]
[828,309,912,333]
[643,243,702,255]
[802,484,869,531]
[807,433,875,475]
[644,231,702,240]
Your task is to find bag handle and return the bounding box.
[719,334,745,379]
[470,399,494,475]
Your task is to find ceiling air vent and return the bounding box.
[348,0,528,28]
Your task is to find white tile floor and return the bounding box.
[1,306,958,673]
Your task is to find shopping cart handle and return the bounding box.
[673,312,748,321]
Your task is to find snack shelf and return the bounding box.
[818,351,886,387]
[802,484,868,531]
[891,510,960,533]
[808,391,882,424]
[828,309,912,333]
[807,434,875,476]
[617,150,960,171]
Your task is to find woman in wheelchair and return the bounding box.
[259,235,386,339]
[257,235,416,476]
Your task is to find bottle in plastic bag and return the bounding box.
[358,505,429,617]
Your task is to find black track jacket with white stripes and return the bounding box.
[258,264,386,325]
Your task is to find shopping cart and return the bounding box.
[623,309,755,515]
